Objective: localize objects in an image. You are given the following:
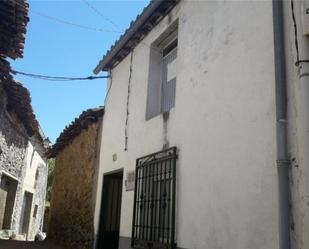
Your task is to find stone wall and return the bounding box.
[0,82,28,233]
[0,83,28,178]
[0,82,47,239]
[49,121,100,249]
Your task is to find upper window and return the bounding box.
[161,40,177,113]
[146,21,178,120]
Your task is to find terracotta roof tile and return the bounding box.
[46,107,104,158]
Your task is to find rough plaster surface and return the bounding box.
[94,2,280,249]
[28,163,47,240]
[283,1,309,248]
[0,83,28,233]
[48,122,99,249]
[24,142,48,240]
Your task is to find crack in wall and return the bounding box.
[124,51,134,151]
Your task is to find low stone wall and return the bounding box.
[48,122,100,249]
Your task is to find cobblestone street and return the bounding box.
[0,239,63,249]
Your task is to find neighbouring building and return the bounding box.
[47,107,104,249]
[0,0,29,81]
[0,80,49,240]
[92,1,309,249]
[0,0,50,241]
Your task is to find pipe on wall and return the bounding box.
[272,1,291,249]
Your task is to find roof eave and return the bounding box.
[46,107,104,158]
[93,0,166,74]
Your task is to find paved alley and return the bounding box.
[0,239,63,249]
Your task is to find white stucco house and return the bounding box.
[93,1,309,249]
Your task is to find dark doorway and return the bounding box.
[19,191,33,236]
[0,175,18,229]
[98,170,123,249]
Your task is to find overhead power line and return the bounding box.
[81,0,121,30]
[10,0,121,34]
[11,0,158,52]
[12,70,109,81]
[31,9,122,34]
[28,3,156,52]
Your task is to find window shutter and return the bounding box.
[161,48,177,113]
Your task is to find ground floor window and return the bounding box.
[131,147,177,249]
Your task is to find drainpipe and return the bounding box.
[272,1,291,249]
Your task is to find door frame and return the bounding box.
[0,173,18,230]
[19,191,33,238]
[97,168,124,249]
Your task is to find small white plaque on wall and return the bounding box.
[125,170,135,191]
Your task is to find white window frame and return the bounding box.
[145,22,178,120]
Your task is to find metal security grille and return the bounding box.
[131,147,177,249]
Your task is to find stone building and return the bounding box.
[0,0,49,240]
[92,1,309,249]
[47,107,104,249]
[0,0,29,80]
[0,79,49,240]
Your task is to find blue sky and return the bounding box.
[10,0,148,143]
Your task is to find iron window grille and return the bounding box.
[131,147,177,249]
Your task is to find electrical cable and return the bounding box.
[124,51,134,151]
[10,0,121,34]
[81,0,121,31]
[12,70,110,81]
[295,60,309,67]
[11,0,161,74]
[291,0,299,63]
[291,0,309,66]
[104,72,113,106]
[31,9,121,34]
[11,0,160,54]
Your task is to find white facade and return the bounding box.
[24,142,45,192]
[94,1,281,249]
[23,141,47,240]
[284,1,309,249]
[93,1,309,249]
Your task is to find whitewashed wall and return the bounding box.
[284,1,309,248]
[94,1,279,249]
[24,142,45,191]
[23,141,47,240]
